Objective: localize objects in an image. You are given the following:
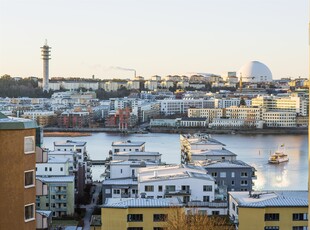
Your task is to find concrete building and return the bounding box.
[36,176,75,217]
[262,111,296,127]
[0,113,48,229]
[188,108,223,123]
[111,140,146,154]
[160,99,214,115]
[101,198,183,230]
[237,61,273,83]
[229,191,308,230]
[36,157,70,177]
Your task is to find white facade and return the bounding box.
[188,108,223,123]
[138,165,216,204]
[160,99,214,115]
[112,151,161,162]
[144,80,159,90]
[112,141,146,153]
[36,157,70,176]
[237,60,273,83]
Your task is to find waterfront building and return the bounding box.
[179,117,208,127]
[229,191,308,230]
[188,108,223,123]
[137,164,216,204]
[58,111,90,128]
[0,112,49,229]
[180,133,225,164]
[204,160,256,194]
[159,99,214,115]
[214,98,251,108]
[112,151,161,162]
[101,198,183,230]
[209,118,263,129]
[36,176,75,217]
[22,111,57,127]
[190,149,237,162]
[111,140,145,153]
[150,118,177,127]
[262,111,296,127]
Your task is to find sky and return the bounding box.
[0,0,308,80]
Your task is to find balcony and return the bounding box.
[187,201,227,208]
[36,146,48,163]
[54,189,67,194]
[36,179,48,196]
[165,189,191,196]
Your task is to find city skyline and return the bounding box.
[0,0,308,80]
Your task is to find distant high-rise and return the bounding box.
[40,40,51,92]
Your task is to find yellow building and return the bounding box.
[101,198,183,230]
[229,191,308,230]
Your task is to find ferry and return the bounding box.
[268,145,289,164]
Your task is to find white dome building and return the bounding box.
[237,61,272,83]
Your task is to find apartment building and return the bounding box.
[36,157,70,176]
[0,113,49,229]
[190,149,237,162]
[58,111,90,128]
[36,176,75,218]
[229,191,308,230]
[111,140,146,153]
[262,111,297,127]
[138,165,216,204]
[180,133,225,164]
[188,108,223,123]
[101,198,183,230]
[159,99,214,115]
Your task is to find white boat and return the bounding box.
[268,145,289,164]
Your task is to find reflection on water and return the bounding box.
[43,133,308,190]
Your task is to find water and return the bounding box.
[43,133,308,191]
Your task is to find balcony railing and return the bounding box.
[187,201,227,208]
[165,189,191,196]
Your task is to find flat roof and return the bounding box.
[229,190,308,208]
[54,140,87,147]
[191,148,237,156]
[204,160,253,169]
[112,140,145,147]
[0,112,38,130]
[102,178,138,185]
[36,176,75,183]
[103,198,182,208]
[114,151,161,156]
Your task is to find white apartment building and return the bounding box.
[111,140,146,153]
[209,118,260,128]
[112,151,161,162]
[160,99,214,115]
[190,149,237,162]
[177,81,190,89]
[138,165,216,204]
[36,157,70,176]
[214,98,251,108]
[161,80,174,88]
[127,80,141,90]
[262,111,296,127]
[48,150,76,172]
[103,81,127,92]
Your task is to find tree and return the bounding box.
[165,208,234,230]
[240,97,246,106]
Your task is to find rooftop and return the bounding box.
[54,140,87,147]
[36,176,75,183]
[0,112,38,130]
[229,190,308,207]
[102,178,138,185]
[112,140,145,147]
[103,198,182,208]
[191,148,237,156]
[204,160,254,169]
[114,151,161,156]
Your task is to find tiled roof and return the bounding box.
[103,198,182,208]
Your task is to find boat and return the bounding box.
[268,145,289,164]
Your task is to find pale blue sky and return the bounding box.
[0,0,308,79]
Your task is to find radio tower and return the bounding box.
[41,40,51,92]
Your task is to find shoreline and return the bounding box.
[43,127,308,135]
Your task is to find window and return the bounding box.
[46,203,49,207]
[114,149,119,153]
[154,228,165,230]
[292,227,308,230]
[105,189,111,194]
[264,227,279,230]
[232,180,235,185]
[293,213,308,221]
[203,185,212,192]
[153,214,168,222]
[165,185,175,192]
[220,172,226,178]
[121,169,123,174]
[265,213,279,221]
[211,172,217,177]
[203,196,210,202]
[45,167,47,171]
[127,228,143,230]
[24,204,35,222]
[212,211,220,215]
[60,167,63,172]
[24,170,34,188]
[127,214,143,222]
[198,210,207,215]
[113,189,120,194]
[241,180,248,186]
[49,167,52,172]
[241,172,248,177]
[24,136,35,154]
[145,185,154,192]
[158,185,163,192]
[231,172,235,178]
[232,203,236,211]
